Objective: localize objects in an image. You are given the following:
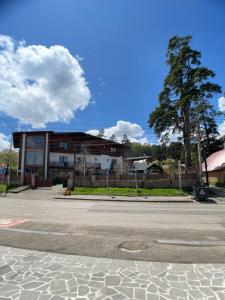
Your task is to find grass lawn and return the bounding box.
[0,184,7,193]
[72,187,188,197]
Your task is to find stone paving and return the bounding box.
[0,246,225,300]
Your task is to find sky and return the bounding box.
[0,0,225,148]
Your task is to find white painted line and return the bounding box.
[157,239,225,246]
[0,227,85,236]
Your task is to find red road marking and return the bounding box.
[0,219,28,228]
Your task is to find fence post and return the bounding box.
[135,170,138,189]
[178,160,182,190]
[106,169,109,189]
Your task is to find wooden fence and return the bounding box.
[73,173,197,188]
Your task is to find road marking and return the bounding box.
[0,219,28,228]
[157,239,225,246]
[0,227,85,236]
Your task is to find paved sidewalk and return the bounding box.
[8,186,30,194]
[0,246,224,299]
[54,194,194,203]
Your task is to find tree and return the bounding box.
[149,36,221,170]
[167,142,183,161]
[109,134,117,142]
[0,149,18,169]
[121,134,130,144]
[97,129,105,138]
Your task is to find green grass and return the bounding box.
[0,184,7,193]
[72,187,188,197]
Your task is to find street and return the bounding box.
[0,187,225,263]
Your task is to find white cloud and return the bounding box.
[218,96,225,112]
[0,35,91,128]
[217,97,225,137]
[218,122,225,136]
[0,133,10,150]
[87,120,149,144]
[159,128,183,144]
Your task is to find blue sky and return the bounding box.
[0,0,225,145]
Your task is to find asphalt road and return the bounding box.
[0,187,225,263]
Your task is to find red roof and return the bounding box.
[202,149,225,172]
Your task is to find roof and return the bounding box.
[124,156,152,161]
[13,131,124,148]
[202,149,225,172]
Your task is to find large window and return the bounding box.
[27,135,45,148]
[59,142,68,150]
[26,151,44,165]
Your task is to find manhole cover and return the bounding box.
[118,240,148,252]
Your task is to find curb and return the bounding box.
[53,196,195,203]
[8,185,31,194]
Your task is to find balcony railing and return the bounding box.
[49,161,74,168]
[49,161,101,169]
[86,162,101,168]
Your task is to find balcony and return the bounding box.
[49,161,74,168]
[86,162,101,169]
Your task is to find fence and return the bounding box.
[73,173,197,188]
[6,172,197,188]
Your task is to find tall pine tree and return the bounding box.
[149,36,221,170]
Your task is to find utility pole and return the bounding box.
[197,121,203,185]
[7,130,13,186]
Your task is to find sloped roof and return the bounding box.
[124,156,152,161]
[13,131,124,148]
[202,149,225,172]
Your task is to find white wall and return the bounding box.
[76,154,123,172]
[49,152,123,174]
[50,152,74,163]
[134,161,149,171]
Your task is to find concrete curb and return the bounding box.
[8,185,30,193]
[53,195,195,203]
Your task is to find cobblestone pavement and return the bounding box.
[0,246,225,300]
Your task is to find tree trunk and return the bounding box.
[183,108,191,172]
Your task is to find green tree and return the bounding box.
[0,149,18,170]
[121,134,130,144]
[97,129,105,138]
[109,134,117,142]
[167,142,183,161]
[149,36,221,170]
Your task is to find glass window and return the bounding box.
[26,151,44,165]
[59,142,68,150]
[59,156,68,163]
[27,135,45,148]
[75,144,81,152]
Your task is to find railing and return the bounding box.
[49,161,74,168]
[85,162,101,168]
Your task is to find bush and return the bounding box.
[215,181,225,187]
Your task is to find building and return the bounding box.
[13,131,125,186]
[202,149,225,185]
[124,156,153,173]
